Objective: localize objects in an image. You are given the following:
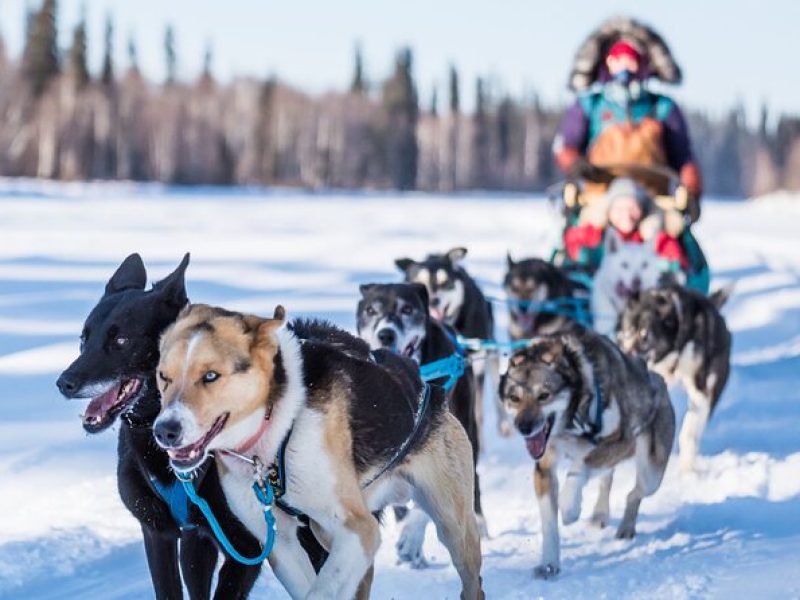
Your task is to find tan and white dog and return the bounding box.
[499,325,675,578]
[153,304,484,599]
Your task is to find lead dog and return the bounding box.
[499,326,674,578]
[356,282,484,566]
[396,247,503,438]
[56,254,262,599]
[153,304,484,599]
[618,284,732,471]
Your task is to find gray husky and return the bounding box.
[499,325,675,578]
[618,284,732,471]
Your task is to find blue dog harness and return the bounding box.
[150,476,195,530]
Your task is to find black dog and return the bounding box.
[504,255,591,339]
[617,283,733,471]
[356,282,485,565]
[395,247,500,437]
[56,254,262,600]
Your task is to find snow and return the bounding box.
[0,181,798,599]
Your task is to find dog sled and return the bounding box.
[549,162,710,295]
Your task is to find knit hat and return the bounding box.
[607,39,641,62]
[606,177,651,213]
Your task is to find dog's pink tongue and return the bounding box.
[525,429,548,460]
[85,384,121,420]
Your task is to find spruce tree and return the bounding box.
[382,46,419,190]
[68,11,89,88]
[202,41,213,80]
[164,25,176,84]
[350,43,365,93]
[497,96,514,163]
[23,0,60,96]
[101,15,114,85]
[430,86,438,117]
[127,34,138,72]
[472,77,490,188]
[448,64,460,113]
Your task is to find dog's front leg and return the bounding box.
[142,526,183,600]
[678,386,711,472]
[533,456,560,580]
[558,459,587,526]
[267,510,316,599]
[305,506,380,600]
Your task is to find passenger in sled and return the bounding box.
[551,17,709,294]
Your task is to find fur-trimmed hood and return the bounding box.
[568,16,682,92]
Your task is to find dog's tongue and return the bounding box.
[85,383,121,420]
[430,308,445,322]
[525,428,548,460]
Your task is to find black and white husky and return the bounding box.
[618,283,732,471]
[499,325,675,578]
[356,282,485,566]
[395,247,503,437]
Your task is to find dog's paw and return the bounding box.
[396,524,428,569]
[615,523,636,540]
[533,563,560,580]
[590,511,609,529]
[498,419,514,438]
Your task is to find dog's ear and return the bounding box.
[410,282,429,309]
[395,258,415,273]
[604,228,621,255]
[506,252,515,269]
[709,282,734,310]
[359,283,376,297]
[105,253,147,295]
[540,339,564,365]
[272,305,286,322]
[152,253,190,308]
[447,247,468,264]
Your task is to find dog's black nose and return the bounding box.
[154,419,183,447]
[377,328,396,347]
[430,297,441,308]
[56,373,79,396]
[517,417,540,437]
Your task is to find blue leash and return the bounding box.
[176,467,277,566]
[496,295,593,327]
[419,353,465,391]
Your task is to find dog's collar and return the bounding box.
[231,402,274,455]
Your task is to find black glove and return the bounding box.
[569,159,613,184]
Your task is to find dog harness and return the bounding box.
[150,476,195,530]
[174,382,432,564]
[361,383,432,489]
[569,381,605,442]
[419,353,465,391]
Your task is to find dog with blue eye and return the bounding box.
[499,325,674,579]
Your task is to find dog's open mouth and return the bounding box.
[167,413,229,471]
[402,336,420,358]
[524,414,555,460]
[82,378,143,433]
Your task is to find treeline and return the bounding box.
[2,0,799,196]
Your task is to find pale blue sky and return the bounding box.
[2,0,798,121]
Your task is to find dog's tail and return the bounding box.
[709,282,735,311]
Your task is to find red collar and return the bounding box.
[233,414,271,455]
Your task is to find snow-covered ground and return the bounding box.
[0,181,798,599]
